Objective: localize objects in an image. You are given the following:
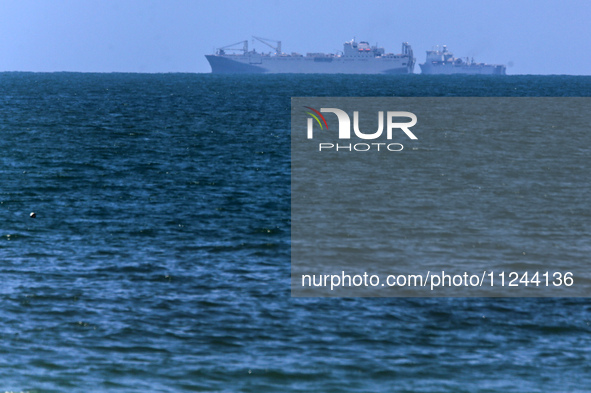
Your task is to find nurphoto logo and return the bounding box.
[304,106,418,152]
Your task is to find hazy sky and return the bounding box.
[0,0,589,74]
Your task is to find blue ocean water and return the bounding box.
[1,73,591,392]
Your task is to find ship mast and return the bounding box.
[216,40,248,55]
[252,36,282,55]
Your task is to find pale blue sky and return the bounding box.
[0,0,589,74]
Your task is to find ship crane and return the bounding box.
[216,40,248,55]
[252,36,282,55]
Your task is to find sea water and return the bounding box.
[1,73,590,391]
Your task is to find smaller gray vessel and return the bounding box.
[420,45,506,75]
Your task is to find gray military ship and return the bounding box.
[419,45,506,75]
[206,36,415,74]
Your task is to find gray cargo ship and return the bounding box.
[419,45,506,75]
[205,36,415,74]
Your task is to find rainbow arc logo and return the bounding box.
[304,106,328,130]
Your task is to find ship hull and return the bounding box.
[206,55,413,74]
[420,63,506,75]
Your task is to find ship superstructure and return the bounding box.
[205,36,415,74]
[419,45,506,75]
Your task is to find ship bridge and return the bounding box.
[343,39,384,57]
